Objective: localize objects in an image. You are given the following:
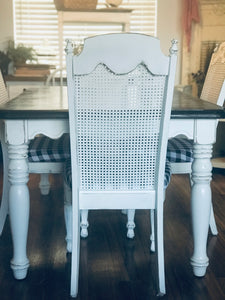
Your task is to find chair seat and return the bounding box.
[64,158,171,189]
[166,137,193,163]
[28,133,70,162]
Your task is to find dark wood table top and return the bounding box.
[0,86,224,120]
[172,89,225,119]
[5,75,48,82]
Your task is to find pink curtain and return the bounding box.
[183,0,200,51]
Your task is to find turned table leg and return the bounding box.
[190,143,212,277]
[8,143,30,279]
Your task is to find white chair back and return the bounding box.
[66,34,177,195]
[0,71,9,104]
[201,41,225,105]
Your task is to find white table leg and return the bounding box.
[190,143,212,276]
[8,143,30,279]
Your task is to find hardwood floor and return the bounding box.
[0,166,225,299]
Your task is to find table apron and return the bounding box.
[4,119,69,144]
[3,118,218,145]
[169,119,218,144]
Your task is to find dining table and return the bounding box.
[0,85,224,281]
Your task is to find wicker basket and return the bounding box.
[106,0,122,7]
[54,0,97,10]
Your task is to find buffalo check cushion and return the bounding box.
[166,137,193,163]
[28,133,70,162]
[64,158,171,189]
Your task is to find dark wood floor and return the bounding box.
[0,166,225,299]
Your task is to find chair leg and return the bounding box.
[70,189,80,298]
[127,209,135,239]
[155,206,166,296]
[0,141,9,235]
[80,209,89,238]
[79,208,139,239]
[150,209,155,252]
[39,174,50,195]
[80,209,135,239]
[209,205,218,235]
[0,182,9,235]
[64,182,72,253]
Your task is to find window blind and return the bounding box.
[13,0,157,68]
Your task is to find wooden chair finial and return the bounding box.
[170,39,178,56]
[65,39,73,55]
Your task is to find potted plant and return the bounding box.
[7,40,37,66]
[0,50,11,75]
[191,70,205,97]
[5,41,54,77]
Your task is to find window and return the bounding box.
[13,0,157,68]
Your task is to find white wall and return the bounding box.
[0,0,14,50]
[157,0,183,84]
[0,0,183,83]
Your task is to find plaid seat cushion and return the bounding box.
[164,160,171,188]
[64,158,171,189]
[28,133,70,162]
[167,137,193,163]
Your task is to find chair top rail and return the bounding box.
[71,33,171,76]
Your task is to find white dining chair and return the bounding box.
[166,41,225,236]
[0,71,10,232]
[127,41,225,239]
[0,71,71,250]
[64,33,177,297]
[45,67,66,86]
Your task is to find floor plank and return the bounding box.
[0,167,225,299]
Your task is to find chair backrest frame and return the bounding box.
[66,33,177,197]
